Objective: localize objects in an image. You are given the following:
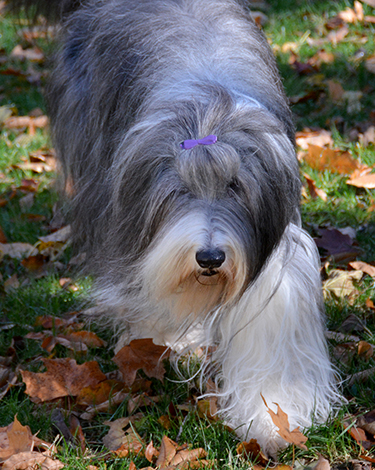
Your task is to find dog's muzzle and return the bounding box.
[196,249,225,276]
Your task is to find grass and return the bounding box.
[1,1,375,468]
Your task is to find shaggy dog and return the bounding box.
[10,0,340,454]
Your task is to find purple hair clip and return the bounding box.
[180,134,217,150]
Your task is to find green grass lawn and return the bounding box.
[1,1,375,469]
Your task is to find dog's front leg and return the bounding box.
[214,224,339,456]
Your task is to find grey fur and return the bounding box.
[10,0,341,452]
[48,0,300,285]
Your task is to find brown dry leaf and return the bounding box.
[103,420,144,457]
[76,379,124,406]
[197,397,219,422]
[362,0,375,7]
[21,358,107,402]
[5,115,48,131]
[261,396,308,450]
[0,416,33,462]
[358,341,374,361]
[155,435,178,468]
[313,454,331,470]
[358,410,375,436]
[2,451,64,470]
[35,315,69,329]
[39,226,71,244]
[236,439,269,466]
[327,25,349,44]
[170,448,207,466]
[348,367,375,386]
[18,178,40,192]
[80,391,131,420]
[333,342,357,365]
[309,50,335,66]
[113,338,170,387]
[128,394,159,414]
[347,168,375,189]
[303,173,327,201]
[0,242,37,260]
[67,331,107,348]
[344,422,374,450]
[4,274,20,293]
[158,415,172,430]
[349,261,375,278]
[21,254,47,272]
[128,462,136,470]
[305,144,362,174]
[366,298,375,309]
[10,45,44,62]
[340,8,357,23]
[327,80,345,102]
[354,1,364,21]
[145,440,159,463]
[365,15,375,23]
[323,269,363,299]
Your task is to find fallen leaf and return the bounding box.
[358,410,375,436]
[21,358,107,402]
[327,80,345,102]
[39,225,71,243]
[344,422,373,450]
[10,45,44,62]
[315,228,362,263]
[348,367,375,386]
[261,396,308,450]
[169,447,207,466]
[155,436,177,468]
[347,168,375,189]
[21,254,47,272]
[77,380,124,406]
[0,242,37,260]
[313,454,331,470]
[323,270,363,299]
[303,173,327,201]
[145,440,159,463]
[103,420,144,457]
[158,415,172,430]
[4,274,20,293]
[339,313,367,334]
[295,129,333,150]
[236,439,269,466]
[327,25,349,45]
[128,394,158,414]
[113,339,170,387]
[362,0,375,7]
[337,7,360,23]
[305,144,363,174]
[358,341,374,361]
[0,416,33,461]
[349,261,375,278]
[197,397,219,422]
[2,452,64,470]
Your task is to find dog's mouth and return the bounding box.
[200,269,218,277]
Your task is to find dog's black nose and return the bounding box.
[196,249,225,269]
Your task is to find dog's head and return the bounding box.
[110,91,300,318]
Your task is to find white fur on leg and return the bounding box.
[208,224,340,455]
